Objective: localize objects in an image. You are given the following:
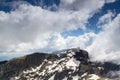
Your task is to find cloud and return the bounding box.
[107,71,120,78]
[0,0,28,10]
[97,11,115,28]
[0,4,84,52]
[87,14,120,64]
[59,0,105,11]
[0,0,106,53]
[105,0,116,3]
[0,0,119,63]
[46,32,96,51]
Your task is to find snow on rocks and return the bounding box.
[72,75,79,80]
[88,74,100,80]
[66,57,80,68]
[14,48,90,80]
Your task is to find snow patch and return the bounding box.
[66,57,80,67]
[63,77,67,80]
[88,74,100,80]
[81,72,87,77]
[49,75,55,80]
[67,51,75,57]
[73,75,79,80]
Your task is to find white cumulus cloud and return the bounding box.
[0,0,106,53]
[0,0,119,62]
[87,14,120,64]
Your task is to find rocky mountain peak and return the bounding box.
[0,48,120,80]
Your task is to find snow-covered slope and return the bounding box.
[0,48,120,80]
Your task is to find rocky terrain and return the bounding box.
[0,48,120,80]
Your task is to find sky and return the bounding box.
[0,0,120,64]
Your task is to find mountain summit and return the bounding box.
[0,48,120,80]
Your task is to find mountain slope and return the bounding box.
[0,48,120,80]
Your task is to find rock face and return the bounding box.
[0,48,120,80]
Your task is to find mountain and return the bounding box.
[0,48,120,80]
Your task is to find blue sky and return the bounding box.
[0,0,120,63]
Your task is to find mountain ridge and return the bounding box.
[0,48,120,80]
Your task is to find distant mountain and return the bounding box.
[0,48,120,80]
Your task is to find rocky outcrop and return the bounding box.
[0,60,7,65]
[0,48,120,80]
[0,53,59,80]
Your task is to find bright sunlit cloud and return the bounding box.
[0,0,119,64]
